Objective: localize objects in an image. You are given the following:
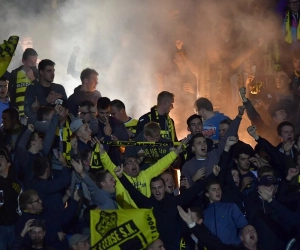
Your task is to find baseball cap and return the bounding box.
[70,118,85,133]
[0,148,10,161]
[259,175,277,186]
[267,99,294,117]
[69,234,89,249]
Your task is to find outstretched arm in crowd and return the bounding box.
[259,185,300,233]
[239,86,267,132]
[71,159,112,208]
[247,125,295,178]
[177,206,233,250]
[176,170,217,207]
[141,138,189,179]
[209,106,244,160]
[67,46,80,79]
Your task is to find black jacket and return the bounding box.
[67,85,101,116]
[245,190,289,250]
[0,176,22,225]
[190,223,260,250]
[119,174,212,250]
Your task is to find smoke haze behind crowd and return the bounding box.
[0,0,283,139]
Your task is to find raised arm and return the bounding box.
[143,138,189,179]
[41,109,60,155]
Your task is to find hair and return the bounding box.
[190,207,204,220]
[0,76,8,83]
[31,219,45,231]
[22,48,38,60]
[257,165,274,178]
[121,155,137,166]
[160,170,173,178]
[150,176,165,186]
[37,106,54,121]
[95,170,110,189]
[190,133,206,146]
[2,107,20,121]
[19,189,38,211]
[144,122,161,137]
[205,179,222,193]
[233,144,254,159]
[78,149,91,163]
[220,118,232,126]
[80,68,98,83]
[97,97,111,110]
[186,114,202,127]
[33,157,50,177]
[79,100,95,109]
[110,99,125,110]
[194,98,213,112]
[157,91,174,105]
[254,143,264,155]
[38,59,55,72]
[276,121,294,136]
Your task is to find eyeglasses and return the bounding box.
[29,198,41,204]
[79,112,90,116]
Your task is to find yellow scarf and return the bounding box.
[150,106,176,142]
[285,11,300,43]
[55,116,72,165]
[90,143,103,169]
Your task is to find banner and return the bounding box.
[90,209,159,250]
[100,140,181,147]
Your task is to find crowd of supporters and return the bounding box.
[1,0,300,250]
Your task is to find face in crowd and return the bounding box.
[188,117,203,136]
[151,179,166,201]
[206,183,222,203]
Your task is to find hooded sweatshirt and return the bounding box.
[67,85,101,116]
[202,112,229,140]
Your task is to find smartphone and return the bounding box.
[55,99,63,105]
[52,149,59,159]
[75,183,82,190]
[0,190,4,205]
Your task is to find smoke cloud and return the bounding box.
[0,0,283,141]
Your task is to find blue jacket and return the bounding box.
[203,202,248,245]
[203,112,229,140]
[28,167,71,217]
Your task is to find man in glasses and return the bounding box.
[124,121,173,170]
[78,100,98,136]
[16,189,69,250]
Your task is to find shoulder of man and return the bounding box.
[138,113,151,122]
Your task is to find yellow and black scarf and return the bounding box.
[149,106,176,142]
[285,11,300,43]
[55,115,72,165]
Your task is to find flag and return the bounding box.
[90,209,159,250]
[0,36,19,77]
